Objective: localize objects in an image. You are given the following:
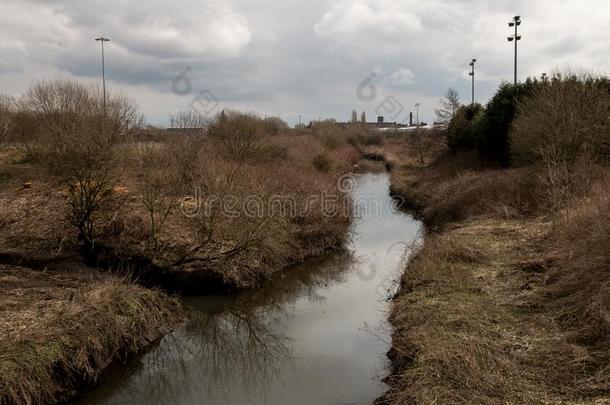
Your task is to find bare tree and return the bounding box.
[136,147,179,256]
[435,88,461,124]
[511,76,610,166]
[360,111,366,125]
[207,110,264,162]
[21,79,140,261]
[412,129,435,166]
[510,75,610,228]
[169,109,208,132]
[9,110,40,159]
[0,94,14,144]
[351,109,358,123]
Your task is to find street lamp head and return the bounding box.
[514,15,521,21]
[508,36,514,42]
[95,37,110,42]
[508,22,515,27]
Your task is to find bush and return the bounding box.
[476,79,540,166]
[446,103,483,153]
[8,110,41,160]
[261,116,289,134]
[313,121,346,150]
[207,110,265,161]
[361,132,384,146]
[0,94,14,144]
[511,75,610,166]
[510,75,610,224]
[19,80,140,261]
[312,152,332,172]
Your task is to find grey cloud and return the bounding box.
[0,0,609,125]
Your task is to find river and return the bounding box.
[76,170,422,405]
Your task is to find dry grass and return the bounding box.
[378,132,610,404]
[385,219,609,404]
[0,264,183,405]
[388,146,606,229]
[543,181,610,350]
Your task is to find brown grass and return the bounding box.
[377,132,610,404]
[386,220,608,403]
[0,264,183,405]
[543,180,610,349]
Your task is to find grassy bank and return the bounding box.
[0,264,183,404]
[380,149,609,403]
[374,77,609,403]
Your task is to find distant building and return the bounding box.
[337,116,411,130]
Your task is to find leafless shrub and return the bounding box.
[511,75,610,225]
[312,152,332,172]
[0,94,14,145]
[312,121,346,150]
[169,109,208,134]
[411,129,436,166]
[134,146,180,256]
[173,159,293,284]
[511,75,610,166]
[207,110,266,161]
[8,110,41,160]
[19,79,141,260]
[260,116,289,134]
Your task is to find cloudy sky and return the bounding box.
[1,0,609,126]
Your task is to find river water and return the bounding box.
[77,170,422,405]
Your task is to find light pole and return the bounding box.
[468,59,477,105]
[507,16,522,85]
[414,103,421,127]
[95,36,110,111]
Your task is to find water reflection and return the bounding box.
[77,172,422,405]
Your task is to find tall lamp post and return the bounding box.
[468,59,477,105]
[414,103,421,127]
[95,36,110,111]
[507,16,522,85]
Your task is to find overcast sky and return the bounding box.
[1,0,609,126]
